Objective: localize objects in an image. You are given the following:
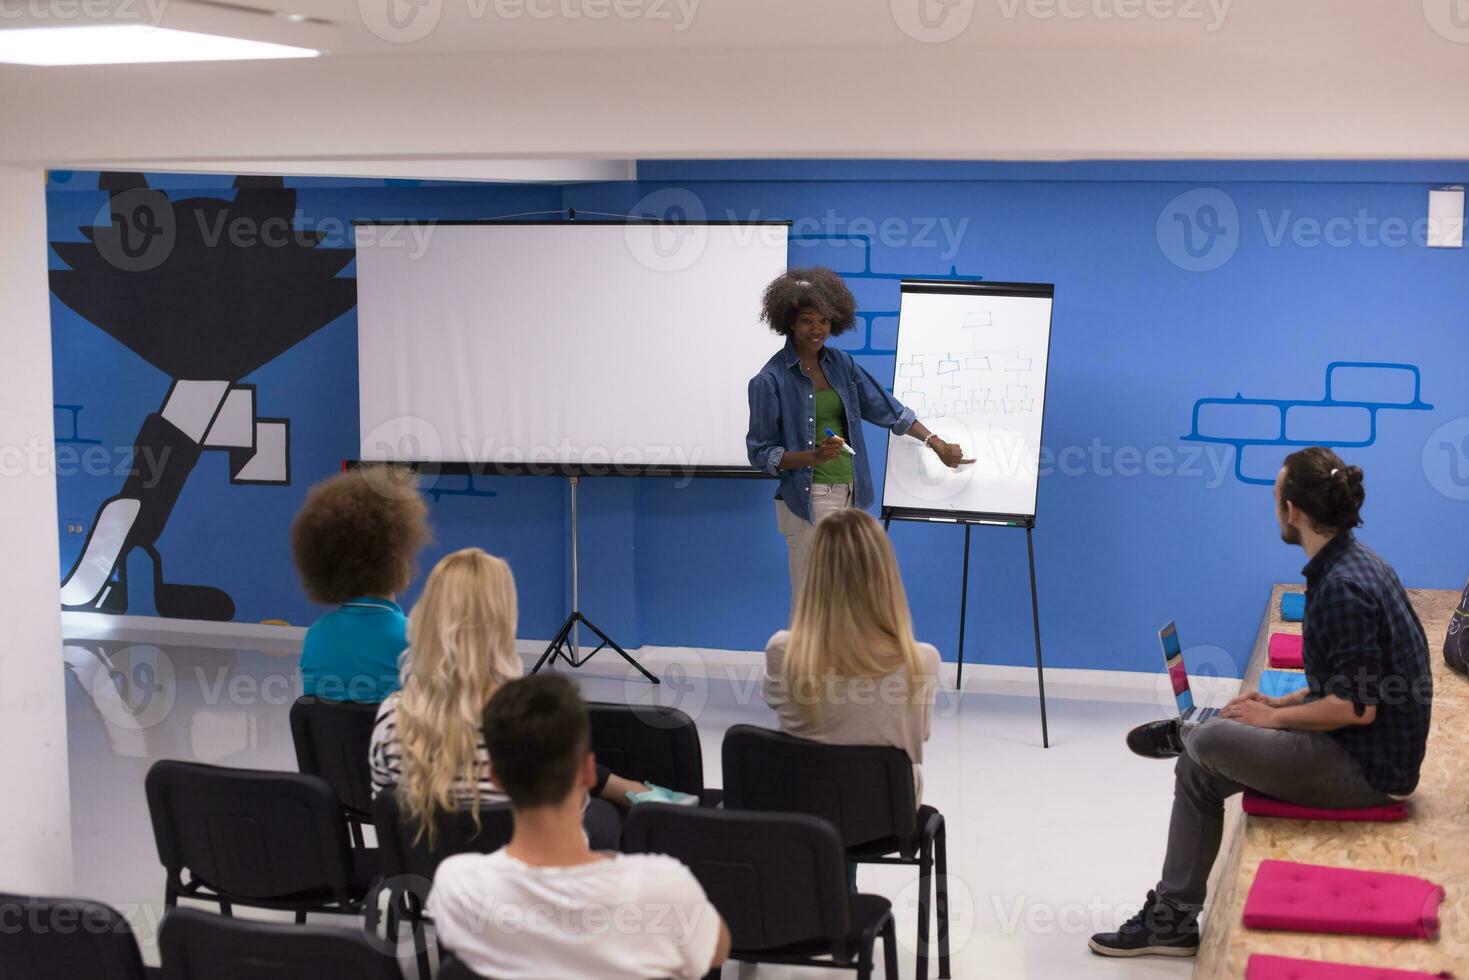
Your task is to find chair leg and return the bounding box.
[363,876,383,940]
[163,882,178,910]
[856,909,886,980]
[936,819,951,979]
[855,930,874,980]
[883,914,899,979]
[406,893,432,980]
[915,837,933,980]
[349,819,366,851]
[411,917,432,980]
[219,899,233,917]
[384,890,400,946]
[295,910,307,925]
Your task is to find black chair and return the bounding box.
[290,696,381,849]
[587,701,721,806]
[0,892,160,980]
[721,725,950,980]
[159,907,402,979]
[144,760,377,924]
[373,789,516,979]
[624,805,897,980]
[436,958,478,980]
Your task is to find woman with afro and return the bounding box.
[747,267,970,599]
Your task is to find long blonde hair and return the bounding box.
[783,509,931,724]
[394,548,521,840]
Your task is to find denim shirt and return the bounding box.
[746,338,915,523]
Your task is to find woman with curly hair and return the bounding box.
[747,267,971,598]
[291,466,430,703]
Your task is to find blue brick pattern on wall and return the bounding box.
[1184,362,1434,485]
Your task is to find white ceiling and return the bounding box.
[3,0,1468,173]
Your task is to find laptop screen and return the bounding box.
[1159,621,1194,714]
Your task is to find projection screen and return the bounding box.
[356,222,791,474]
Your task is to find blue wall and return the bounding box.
[48,161,1469,677]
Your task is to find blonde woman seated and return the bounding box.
[369,547,674,848]
[762,508,942,802]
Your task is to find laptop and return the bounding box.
[1159,621,1220,725]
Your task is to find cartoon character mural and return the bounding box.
[50,173,357,620]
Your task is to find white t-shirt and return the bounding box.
[428,849,722,980]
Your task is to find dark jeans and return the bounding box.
[1156,718,1392,908]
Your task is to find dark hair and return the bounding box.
[759,266,858,336]
[1280,447,1365,532]
[482,674,589,808]
[290,467,430,605]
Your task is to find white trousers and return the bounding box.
[775,483,853,604]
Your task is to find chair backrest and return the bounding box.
[437,958,481,980]
[159,907,403,979]
[623,804,851,953]
[720,724,917,849]
[144,760,355,904]
[289,696,380,821]
[372,789,515,902]
[0,893,147,980]
[586,701,705,797]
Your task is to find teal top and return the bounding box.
[812,387,854,485]
[300,596,407,703]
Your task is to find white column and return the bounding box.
[0,164,73,894]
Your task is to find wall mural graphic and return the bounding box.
[1183,361,1433,485]
[50,173,357,620]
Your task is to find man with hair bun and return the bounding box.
[1090,446,1432,959]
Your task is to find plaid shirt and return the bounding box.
[1302,531,1432,796]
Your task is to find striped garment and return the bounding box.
[369,691,508,804]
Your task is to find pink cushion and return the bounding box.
[1246,954,1453,979]
[1268,632,1304,668]
[1244,859,1444,939]
[1242,790,1409,822]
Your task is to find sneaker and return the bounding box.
[1126,719,1185,759]
[627,783,700,807]
[1088,891,1200,958]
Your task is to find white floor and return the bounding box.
[62,637,1198,980]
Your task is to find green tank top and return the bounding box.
[812,386,854,485]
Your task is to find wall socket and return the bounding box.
[64,519,87,536]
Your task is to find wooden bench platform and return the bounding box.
[1194,583,1468,977]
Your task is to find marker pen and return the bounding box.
[823,428,858,456]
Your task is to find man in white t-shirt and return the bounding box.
[428,674,731,980]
